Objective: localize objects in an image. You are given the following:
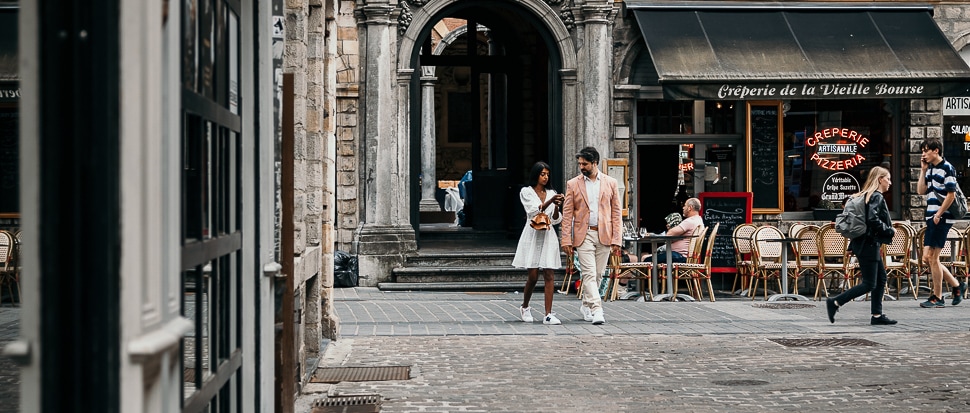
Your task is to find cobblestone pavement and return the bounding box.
[297,288,970,412]
[0,306,19,413]
[4,288,970,412]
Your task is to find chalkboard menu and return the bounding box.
[698,192,752,272]
[746,102,782,212]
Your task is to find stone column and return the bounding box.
[419,66,440,212]
[487,31,508,169]
[353,2,416,286]
[576,1,615,154]
[561,68,579,175]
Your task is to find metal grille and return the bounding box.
[753,303,817,309]
[312,366,411,383]
[312,395,382,413]
[769,338,880,347]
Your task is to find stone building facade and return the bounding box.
[283,0,340,388]
[331,0,970,284]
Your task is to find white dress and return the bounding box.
[511,187,563,269]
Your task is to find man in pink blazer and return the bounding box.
[561,146,622,325]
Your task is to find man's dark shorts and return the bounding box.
[649,249,687,263]
[924,217,953,249]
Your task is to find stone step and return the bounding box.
[405,252,516,267]
[377,280,565,292]
[391,266,568,284]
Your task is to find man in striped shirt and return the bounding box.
[917,137,968,308]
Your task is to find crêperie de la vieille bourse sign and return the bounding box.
[0,87,19,103]
[664,81,954,100]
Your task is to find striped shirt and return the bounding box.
[924,158,957,219]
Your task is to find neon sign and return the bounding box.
[806,127,868,171]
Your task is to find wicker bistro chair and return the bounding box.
[0,230,19,305]
[909,225,929,296]
[814,223,858,300]
[659,225,706,299]
[884,222,916,300]
[731,223,757,295]
[559,251,577,295]
[608,254,655,302]
[791,225,821,296]
[749,225,786,300]
[947,227,969,295]
[667,223,720,302]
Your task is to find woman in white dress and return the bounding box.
[513,162,564,324]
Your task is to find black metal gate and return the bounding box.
[180,0,244,411]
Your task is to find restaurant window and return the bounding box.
[782,99,895,212]
[637,100,693,134]
[633,99,741,232]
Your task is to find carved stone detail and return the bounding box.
[398,1,413,36]
[560,7,575,31]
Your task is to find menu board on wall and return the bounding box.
[698,192,752,273]
[943,97,970,187]
[746,101,783,213]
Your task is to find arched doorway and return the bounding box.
[404,1,570,238]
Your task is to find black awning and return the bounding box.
[628,2,970,99]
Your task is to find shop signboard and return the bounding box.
[0,85,18,103]
[942,97,970,186]
[820,172,860,207]
[698,192,752,273]
[664,81,970,101]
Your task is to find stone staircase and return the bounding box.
[380,224,566,291]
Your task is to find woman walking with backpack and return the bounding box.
[826,166,897,325]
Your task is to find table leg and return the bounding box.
[652,241,695,302]
[768,241,809,301]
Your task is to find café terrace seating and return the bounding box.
[0,230,20,305]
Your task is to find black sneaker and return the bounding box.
[952,282,967,306]
[920,295,945,308]
[826,298,838,323]
[871,314,898,325]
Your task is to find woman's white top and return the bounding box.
[512,186,563,269]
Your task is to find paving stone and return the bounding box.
[293,287,970,412]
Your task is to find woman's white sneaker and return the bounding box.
[520,306,534,323]
[543,313,562,325]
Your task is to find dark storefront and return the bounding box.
[628,2,970,218]
[0,4,18,230]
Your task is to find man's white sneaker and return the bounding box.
[520,306,534,323]
[543,313,562,325]
[580,305,593,322]
[591,308,606,325]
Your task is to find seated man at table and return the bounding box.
[641,197,704,264]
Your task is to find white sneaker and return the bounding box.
[591,308,605,325]
[543,313,562,325]
[520,306,534,323]
[580,305,593,322]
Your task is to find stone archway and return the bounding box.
[399,0,579,233]
[353,0,615,284]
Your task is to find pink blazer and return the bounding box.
[560,172,622,248]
